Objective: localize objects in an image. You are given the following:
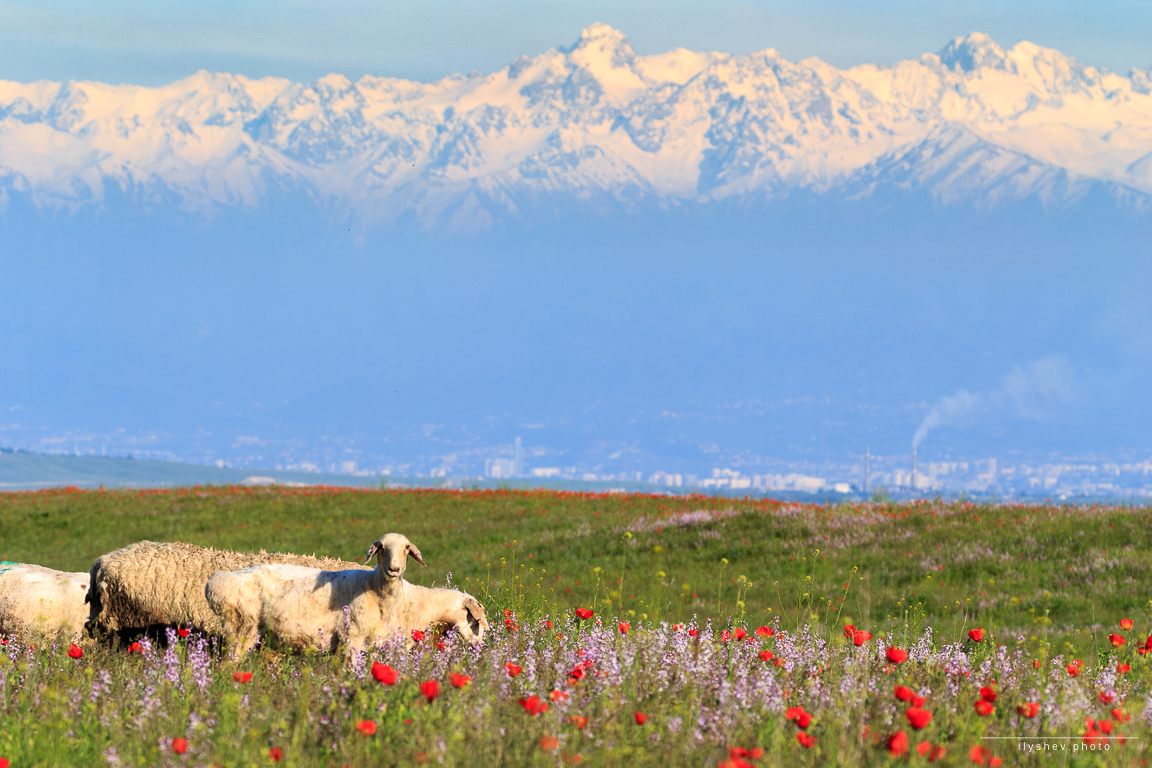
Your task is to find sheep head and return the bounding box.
[365,533,425,580]
[452,595,489,645]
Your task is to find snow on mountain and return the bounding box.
[2,25,1151,225]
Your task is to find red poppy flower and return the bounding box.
[1112,708,1131,723]
[1117,663,1131,673]
[449,673,471,689]
[412,629,426,643]
[974,700,994,717]
[1108,633,1125,647]
[543,620,554,630]
[795,711,813,730]
[128,642,142,654]
[172,737,188,754]
[758,650,774,662]
[968,745,1001,766]
[1033,660,1041,668]
[906,707,932,729]
[1016,702,1040,718]
[177,628,190,638]
[550,690,568,702]
[886,647,908,664]
[852,630,872,646]
[688,629,698,637]
[887,731,909,757]
[568,665,585,680]
[575,608,593,620]
[420,680,440,702]
[733,628,747,641]
[1120,619,1133,630]
[979,686,997,703]
[67,644,83,659]
[911,695,926,707]
[755,626,774,637]
[927,745,946,762]
[1098,720,1114,735]
[519,696,549,716]
[356,720,377,736]
[728,747,762,760]
[1066,664,1080,677]
[785,706,805,721]
[268,747,283,763]
[894,686,915,702]
[233,671,253,683]
[569,715,587,729]
[1097,691,1115,704]
[540,735,560,751]
[968,628,984,643]
[795,733,816,748]
[618,622,630,635]
[371,662,398,685]
[0,758,9,768]
[505,663,522,678]
[720,630,732,642]
[672,623,685,631]
[634,712,648,725]
[842,624,856,639]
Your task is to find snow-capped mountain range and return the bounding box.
[2,24,1151,226]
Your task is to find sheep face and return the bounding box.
[453,596,489,645]
[365,533,425,580]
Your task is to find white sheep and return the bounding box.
[0,562,91,643]
[87,540,369,640]
[206,532,488,659]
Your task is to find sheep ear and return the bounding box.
[463,597,486,624]
[405,543,426,567]
[365,540,382,563]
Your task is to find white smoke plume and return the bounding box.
[912,356,1076,449]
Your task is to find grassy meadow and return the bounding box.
[0,486,1150,766]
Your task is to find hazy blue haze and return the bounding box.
[0,16,1150,487]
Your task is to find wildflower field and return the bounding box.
[1,486,1150,766]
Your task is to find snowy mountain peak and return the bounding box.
[938,32,1010,72]
[1,28,1151,225]
[568,23,633,52]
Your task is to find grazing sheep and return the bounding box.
[0,562,91,643]
[87,541,369,639]
[206,532,488,660]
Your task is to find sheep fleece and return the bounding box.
[0,562,90,642]
[88,541,369,635]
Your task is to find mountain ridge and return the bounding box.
[2,26,1151,228]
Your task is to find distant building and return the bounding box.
[486,458,516,478]
[513,437,525,476]
[647,471,683,487]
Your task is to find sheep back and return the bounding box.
[88,541,367,637]
[0,563,90,642]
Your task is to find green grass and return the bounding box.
[0,486,1149,766]
[5,487,1150,651]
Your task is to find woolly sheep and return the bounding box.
[86,541,369,639]
[0,562,91,643]
[206,532,488,659]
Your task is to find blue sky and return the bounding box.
[0,0,1148,85]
